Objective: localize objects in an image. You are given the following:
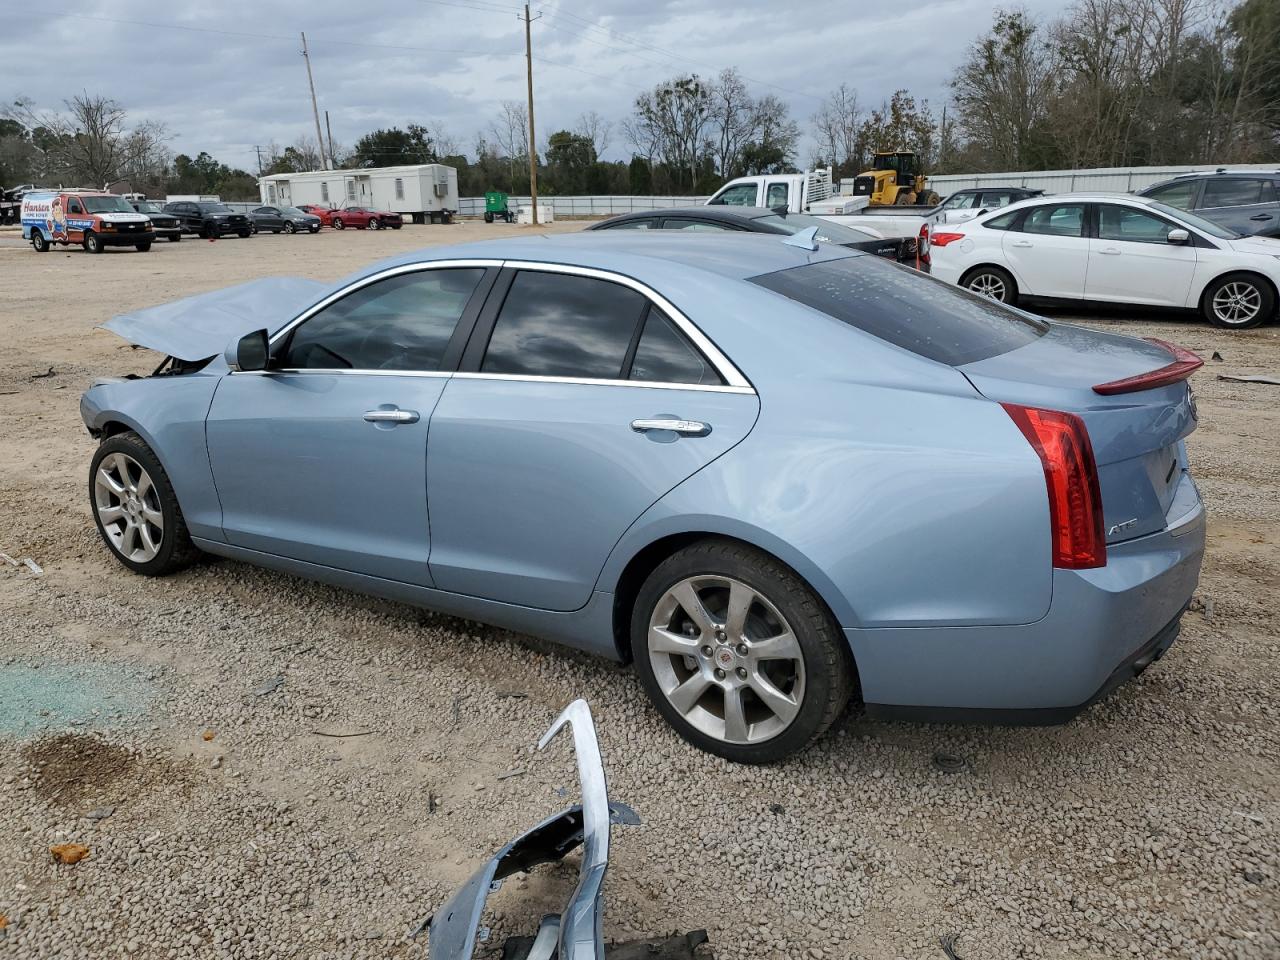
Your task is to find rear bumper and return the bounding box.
[851,473,1205,721]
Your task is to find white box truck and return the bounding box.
[258,164,460,223]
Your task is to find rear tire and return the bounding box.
[631,539,854,764]
[484,211,494,223]
[1201,273,1274,329]
[31,230,49,252]
[84,231,104,254]
[961,265,1017,304]
[90,431,201,576]
[238,230,251,238]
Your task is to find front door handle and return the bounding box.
[363,408,420,424]
[1098,247,1122,255]
[1009,240,1033,248]
[1250,213,1273,221]
[631,418,711,437]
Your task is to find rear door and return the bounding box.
[426,266,759,611]
[1000,202,1090,298]
[1085,203,1198,306]
[1198,177,1279,236]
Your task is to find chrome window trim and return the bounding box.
[493,259,752,390]
[452,372,754,394]
[233,368,452,379]
[267,259,506,345]
[264,257,753,392]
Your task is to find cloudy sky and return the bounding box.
[12,0,1066,170]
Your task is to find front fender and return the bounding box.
[81,375,225,541]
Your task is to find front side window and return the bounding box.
[1097,206,1178,244]
[630,308,722,386]
[482,271,648,379]
[1145,180,1197,210]
[282,268,485,371]
[749,255,1047,366]
[708,183,758,206]
[663,219,733,232]
[68,198,84,214]
[765,183,789,208]
[1202,178,1266,208]
[1020,203,1085,237]
[600,218,654,230]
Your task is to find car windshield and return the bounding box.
[754,213,878,244]
[81,196,136,214]
[197,203,233,213]
[750,255,1048,366]
[134,201,162,213]
[281,207,308,217]
[1148,200,1240,239]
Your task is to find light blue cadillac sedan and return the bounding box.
[81,232,1205,763]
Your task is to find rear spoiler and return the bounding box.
[1092,338,1203,395]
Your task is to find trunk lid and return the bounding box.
[960,323,1197,543]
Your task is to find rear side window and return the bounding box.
[749,256,1047,366]
[1021,204,1085,237]
[600,218,654,230]
[482,271,648,379]
[630,308,722,386]
[1202,178,1267,208]
[663,219,733,232]
[983,210,1020,230]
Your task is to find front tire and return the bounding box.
[961,265,1017,304]
[238,230,251,238]
[168,233,181,242]
[284,221,296,234]
[631,539,854,764]
[333,218,345,230]
[369,218,381,230]
[84,232,104,254]
[135,241,151,252]
[1202,273,1274,329]
[90,431,200,576]
[249,222,258,234]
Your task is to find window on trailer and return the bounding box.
[395,178,404,200]
[321,182,329,203]
[268,185,277,204]
[346,180,356,201]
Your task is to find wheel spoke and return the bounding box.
[135,470,153,500]
[120,521,138,557]
[138,522,159,557]
[649,626,700,657]
[113,454,136,492]
[748,670,800,726]
[97,467,126,496]
[671,580,715,635]
[723,687,749,743]
[666,671,712,715]
[98,504,125,524]
[142,505,164,528]
[749,629,801,663]
[724,581,753,640]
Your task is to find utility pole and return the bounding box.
[254,145,264,177]
[301,32,329,170]
[520,5,541,224]
[324,110,336,168]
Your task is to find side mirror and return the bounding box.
[977,208,989,216]
[226,329,269,372]
[1167,228,1190,245]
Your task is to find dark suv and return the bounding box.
[1138,171,1280,238]
[162,201,252,238]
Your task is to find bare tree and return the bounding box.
[631,75,714,191]
[490,99,529,191]
[810,83,862,176]
[708,68,757,179]
[12,93,133,186]
[575,110,612,158]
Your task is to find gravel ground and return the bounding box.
[0,223,1277,960]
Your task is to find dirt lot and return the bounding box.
[0,223,1277,960]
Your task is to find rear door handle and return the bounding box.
[1099,247,1122,255]
[1250,213,1273,221]
[363,408,420,424]
[631,418,711,437]
[1009,240,1033,248]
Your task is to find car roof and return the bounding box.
[345,231,859,286]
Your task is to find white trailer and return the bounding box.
[257,164,460,223]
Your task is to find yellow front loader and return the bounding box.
[851,151,940,207]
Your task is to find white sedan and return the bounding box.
[929,193,1280,329]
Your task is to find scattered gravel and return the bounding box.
[1,226,1277,959]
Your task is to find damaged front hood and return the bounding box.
[101,276,326,362]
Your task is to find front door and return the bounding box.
[1085,204,1198,306]
[1000,202,1089,298]
[426,267,759,611]
[205,265,493,585]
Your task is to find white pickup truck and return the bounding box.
[705,169,940,240]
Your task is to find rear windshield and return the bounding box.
[749,255,1048,365]
[197,203,233,213]
[754,213,877,245]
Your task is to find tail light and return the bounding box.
[917,224,931,269]
[929,231,965,247]
[1002,403,1106,569]
[1092,339,1203,395]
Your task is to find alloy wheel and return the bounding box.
[94,452,164,563]
[647,576,805,745]
[1212,281,1262,326]
[967,273,1007,301]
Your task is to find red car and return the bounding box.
[296,204,335,227]
[329,206,403,230]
